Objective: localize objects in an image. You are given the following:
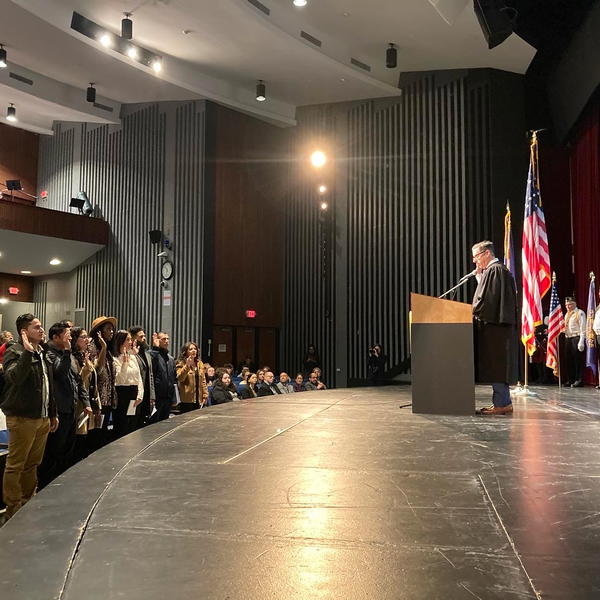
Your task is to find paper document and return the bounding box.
[127,400,137,416]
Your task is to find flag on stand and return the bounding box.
[521,132,551,355]
[503,203,516,279]
[546,275,564,376]
[586,273,597,376]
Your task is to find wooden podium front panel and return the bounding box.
[411,292,472,324]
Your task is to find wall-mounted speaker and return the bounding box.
[474,0,514,49]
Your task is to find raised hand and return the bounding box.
[21,329,34,352]
[132,340,140,355]
[186,356,195,369]
[98,335,107,350]
[152,332,159,347]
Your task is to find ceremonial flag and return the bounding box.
[521,132,551,355]
[546,276,564,376]
[586,273,597,376]
[503,203,516,279]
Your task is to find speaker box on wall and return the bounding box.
[474,0,514,49]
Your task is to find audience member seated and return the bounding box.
[205,365,216,387]
[277,372,293,393]
[305,371,326,391]
[293,373,306,392]
[312,367,327,390]
[239,373,259,398]
[255,369,265,390]
[176,342,209,412]
[257,371,282,396]
[211,369,240,404]
[0,330,14,367]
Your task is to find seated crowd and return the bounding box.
[0,314,326,523]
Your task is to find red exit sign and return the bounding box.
[245,309,257,319]
[8,287,19,295]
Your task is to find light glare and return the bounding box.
[127,45,138,59]
[310,150,327,168]
[49,258,62,266]
[318,184,327,194]
[152,60,162,73]
[99,34,112,47]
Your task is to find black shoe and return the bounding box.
[571,380,583,388]
[564,381,573,386]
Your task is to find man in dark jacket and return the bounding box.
[38,322,90,488]
[471,240,518,415]
[0,314,58,521]
[257,371,282,396]
[129,327,156,427]
[150,332,176,421]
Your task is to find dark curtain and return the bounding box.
[570,103,600,382]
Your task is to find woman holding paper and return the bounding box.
[113,330,144,439]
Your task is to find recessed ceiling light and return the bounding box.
[318,184,327,194]
[293,0,308,6]
[99,33,112,47]
[127,45,139,59]
[320,202,328,210]
[20,270,31,274]
[49,258,62,266]
[152,59,162,73]
[310,150,327,168]
[0,297,8,305]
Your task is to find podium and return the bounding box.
[411,293,475,415]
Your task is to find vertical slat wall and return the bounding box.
[33,281,48,327]
[284,71,496,383]
[173,102,206,349]
[36,102,209,352]
[283,106,336,380]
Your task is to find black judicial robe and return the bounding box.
[472,261,519,384]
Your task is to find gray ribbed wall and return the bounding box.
[36,101,210,353]
[284,69,526,386]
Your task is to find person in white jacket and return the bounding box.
[564,297,586,387]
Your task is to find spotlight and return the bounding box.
[256,80,266,102]
[127,45,138,59]
[121,13,133,40]
[318,184,327,194]
[310,150,327,168]
[69,191,94,216]
[320,202,328,210]
[151,59,162,73]
[99,33,112,47]
[0,44,7,68]
[386,43,397,69]
[6,103,17,122]
[86,83,96,103]
[293,0,308,5]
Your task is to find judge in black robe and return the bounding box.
[471,241,518,414]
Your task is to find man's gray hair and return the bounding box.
[472,240,495,257]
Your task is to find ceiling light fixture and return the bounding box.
[318,184,327,194]
[99,33,112,47]
[386,43,397,69]
[0,44,7,68]
[310,150,327,168]
[0,297,8,305]
[49,258,62,266]
[320,202,328,210]
[293,0,308,6]
[6,103,17,122]
[121,13,133,40]
[86,83,96,103]
[256,80,266,102]
[151,59,162,73]
[20,270,31,274]
[127,45,138,59]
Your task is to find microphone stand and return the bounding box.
[438,274,474,299]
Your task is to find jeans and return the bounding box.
[492,383,511,407]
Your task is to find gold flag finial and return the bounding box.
[506,201,510,211]
[590,271,595,280]
[552,272,557,283]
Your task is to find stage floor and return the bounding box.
[1,385,600,599]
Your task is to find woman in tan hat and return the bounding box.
[89,316,117,447]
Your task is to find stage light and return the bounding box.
[318,184,327,194]
[99,33,112,47]
[256,80,266,102]
[122,13,133,40]
[127,45,139,59]
[86,83,96,103]
[310,150,327,168]
[293,0,308,6]
[49,258,62,266]
[0,45,7,68]
[386,43,397,69]
[320,202,328,210]
[6,103,17,122]
[152,59,162,73]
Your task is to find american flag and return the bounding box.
[546,278,564,375]
[521,133,551,355]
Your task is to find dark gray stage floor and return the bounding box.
[1,385,600,599]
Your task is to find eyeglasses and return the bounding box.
[472,250,487,259]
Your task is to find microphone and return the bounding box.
[458,269,477,282]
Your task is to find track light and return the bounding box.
[0,45,7,68]
[386,43,397,69]
[86,83,96,103]
[256,80,266,102]
[121,13,133,40]
[6,103,17,122]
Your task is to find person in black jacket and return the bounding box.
[0,314,58,521]
[211,369,240,404]
[150,332,176,421]
[257,371,282,396]
[129,326,156,427]
[38,322,91,488]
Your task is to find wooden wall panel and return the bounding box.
[0,122,39,201]
[0,272,34,302]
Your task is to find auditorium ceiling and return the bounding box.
[0,0,571,133]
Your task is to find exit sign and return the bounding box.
[245,309,257,319]
[8,287,19,295]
